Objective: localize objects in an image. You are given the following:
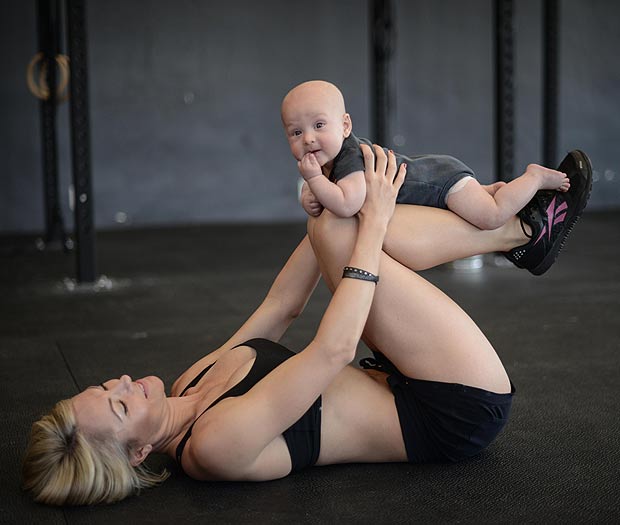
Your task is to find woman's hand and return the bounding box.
[358,144,406,228]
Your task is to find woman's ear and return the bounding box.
[343,113,352,137]
[129,443,153,467]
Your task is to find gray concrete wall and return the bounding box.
[1,0,618,234]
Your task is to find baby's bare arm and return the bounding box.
[306,170,366,218]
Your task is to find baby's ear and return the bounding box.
[343,113,352,137]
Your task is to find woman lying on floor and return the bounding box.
[22,145,591,505]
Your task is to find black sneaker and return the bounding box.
[504,150,593,275]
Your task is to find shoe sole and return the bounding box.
[530,150,593,275]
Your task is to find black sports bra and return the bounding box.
[175,338,321,473]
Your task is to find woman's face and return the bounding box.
[72,375,166,450]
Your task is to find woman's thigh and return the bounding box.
[308,211,511,394]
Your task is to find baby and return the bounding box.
[281,80,570,230]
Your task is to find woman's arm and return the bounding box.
[222,234,321,344]
[171,235,321,395]
[198,146,406,479]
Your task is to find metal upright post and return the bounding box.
[494,0,515,182]
[370,0,395,147]
[36,0,67,247]
[542,0,559,168]
[66,0,96,283]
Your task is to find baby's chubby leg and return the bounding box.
[446,164,570,230]
[482,181,506,196]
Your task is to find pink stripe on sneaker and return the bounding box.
[546,197,557,241]
[534,195,568,246]
[534,229,546,245]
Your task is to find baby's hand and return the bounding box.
[297,152,323,181]
[300,184,324,217]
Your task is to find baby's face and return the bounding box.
[281,83,351,170]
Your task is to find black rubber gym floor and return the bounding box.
[2,212,619,523]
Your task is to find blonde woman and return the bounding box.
[22,145,591,506]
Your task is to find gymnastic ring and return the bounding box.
[26,52,70,103]
[26,52,70,101]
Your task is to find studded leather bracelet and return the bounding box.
[342,266,379,284]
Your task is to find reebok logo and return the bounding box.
[534,196,568,245]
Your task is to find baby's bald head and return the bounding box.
[281,80,346,123]
[280,80,352,166]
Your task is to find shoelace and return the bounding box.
[519,190,557,242]
[519,217,532,239]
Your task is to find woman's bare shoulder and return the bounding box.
[177,414,228,480]
[180,399,292,481]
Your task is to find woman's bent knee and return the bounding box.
[309,211,357,251]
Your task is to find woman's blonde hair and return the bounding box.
[22,399,170,506]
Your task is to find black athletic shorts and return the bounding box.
[360,352,515,463]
